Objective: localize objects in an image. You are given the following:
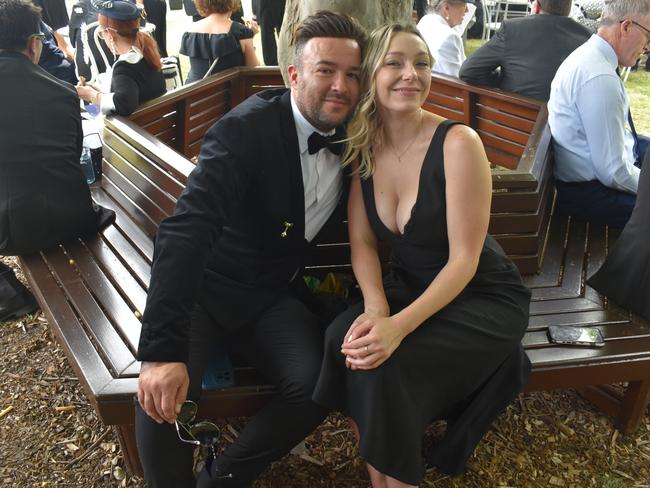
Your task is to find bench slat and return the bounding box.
[530,296,604,315]
[103,165,170,229]
[97,225,151,289]
[91,188,154,260]
[527,337,650,368]
[475,104,536,133]
[103,147,180,215]
[20,253,116,401]
[46,245,140,371]
[476,117,530,146]
[527,310,629,330]
[530,221,588,301]
[102,130,185,198]
[522,214,567,288]
[84,233,149,312]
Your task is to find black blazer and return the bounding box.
[587,150,650,319]
[0,51,113,255]
[459,14,591,101]
[138,89,348,362]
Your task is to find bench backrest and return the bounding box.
[102,67,553,274]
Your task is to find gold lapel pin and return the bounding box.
[280,221,294,238]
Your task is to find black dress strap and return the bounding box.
[360,118,465,242]
[429,119,464,175]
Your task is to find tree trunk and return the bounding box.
[277,0,413,84]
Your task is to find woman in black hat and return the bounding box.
[76,0,165,116]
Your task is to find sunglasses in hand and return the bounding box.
[175,400,220,448]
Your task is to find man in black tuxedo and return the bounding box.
[135,11,366,488]
[0,0,113,323]
[459,0,591,101]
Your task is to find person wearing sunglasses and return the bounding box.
[75,0,165,116]
[0,0,115,322]
[136,11,367,488]
[548,0,650,229]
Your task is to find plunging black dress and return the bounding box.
[313,120,531,485]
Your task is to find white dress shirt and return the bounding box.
[290,95,343,242]
[548,34,639,194]
[417,13,466,77]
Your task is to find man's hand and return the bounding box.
[138,361,189,424]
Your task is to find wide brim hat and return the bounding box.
[92,0,141,21]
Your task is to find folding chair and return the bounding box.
[76,20,115,83]
[483,0,530,40]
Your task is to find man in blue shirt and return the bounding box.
[548,0,650,228]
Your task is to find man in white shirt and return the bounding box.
[548,0,650,228]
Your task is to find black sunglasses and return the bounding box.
[175,401,233,479]
[175,401,220,448]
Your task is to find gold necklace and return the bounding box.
[387,110,423,163]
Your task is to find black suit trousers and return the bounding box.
[135,293,329,487]
[258,0,285,66]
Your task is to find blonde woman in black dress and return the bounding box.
[313,24,531,487]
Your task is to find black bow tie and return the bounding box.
[307,132,343,156]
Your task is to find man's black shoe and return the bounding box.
[0,266,39,322]
[0,289,38,322]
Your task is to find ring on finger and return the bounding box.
[364,345,369,353]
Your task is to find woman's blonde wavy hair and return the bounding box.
[342,23,433,179]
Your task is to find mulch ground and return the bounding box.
[1,256,649,487]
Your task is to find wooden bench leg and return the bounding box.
[113,424,144,478]
[616,380,650,434]
[578,382,650,435]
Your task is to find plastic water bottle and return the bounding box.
[80,146,96,185]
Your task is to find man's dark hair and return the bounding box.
[293,10,367,67]
[0,0,42,51]
[538,0,572,16]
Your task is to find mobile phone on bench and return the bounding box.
[547,325,605,347]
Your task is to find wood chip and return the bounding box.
[55,405,75,413]
[0,405,14,419]
[557,422,575,436]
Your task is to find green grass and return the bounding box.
[464,38,649,133]
[626,68,650,134]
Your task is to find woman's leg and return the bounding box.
[366,463,417,488]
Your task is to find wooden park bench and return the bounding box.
[18,67,650,476]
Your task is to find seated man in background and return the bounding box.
[459,0,591,101]
[38,20,77,85]
[0,0,114,320]
[548,0,650,228]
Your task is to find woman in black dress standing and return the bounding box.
[313,24,531,487]
[75,0,165,116]
[180,0,258,83]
